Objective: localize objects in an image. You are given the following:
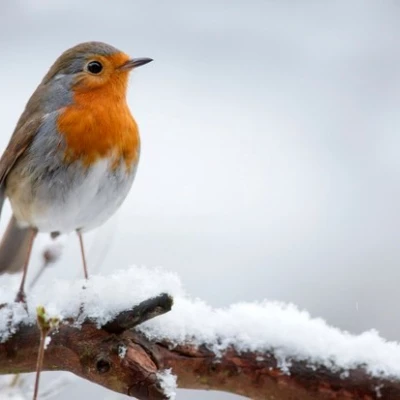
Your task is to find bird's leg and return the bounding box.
[77,230,88,279]
[15,229,37,303]
[76,230,89,323]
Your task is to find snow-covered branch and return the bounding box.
[1,267,400,399]
[0,294,174,399]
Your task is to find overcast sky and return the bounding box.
[1,1,400,399]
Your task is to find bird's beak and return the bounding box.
[119,58,153,71]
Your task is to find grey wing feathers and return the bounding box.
[0,116,42,274]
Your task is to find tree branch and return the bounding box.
[0,296,399,399]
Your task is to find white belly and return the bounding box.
[9,158,136,233]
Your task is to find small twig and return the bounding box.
[33,329,47,400]
[29,243,63,289]
[103,293,173,333]
[33,306,59,400]
[9,373,20,387]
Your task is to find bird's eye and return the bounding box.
[86,61,103,74]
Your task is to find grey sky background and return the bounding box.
[1,1,400,399]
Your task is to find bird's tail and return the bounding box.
[0,215,35,274]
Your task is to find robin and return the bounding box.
[0,41,152,301]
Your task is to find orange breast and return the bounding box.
[57,75,140,171]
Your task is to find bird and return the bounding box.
[0,41,152,301]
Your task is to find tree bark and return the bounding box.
[0,296,398,400]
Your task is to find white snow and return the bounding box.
[44,336,51,349]
[118,345,127,359]
[0,389,26,400]
[156,369,177,399]
[1,266,400,379]
[375,384,384,398]
[0,374,72,400]
[0,376,26,400]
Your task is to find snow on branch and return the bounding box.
[1,267,400,399]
